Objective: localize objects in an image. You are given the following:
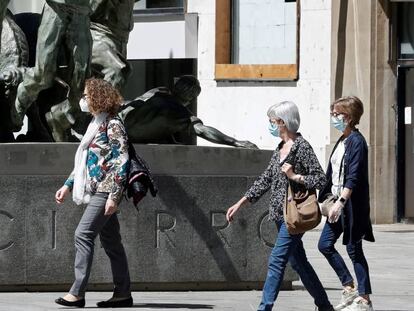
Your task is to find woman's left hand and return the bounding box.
[104,198,118,216]
[281,163,295,179]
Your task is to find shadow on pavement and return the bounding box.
[59,303,214,309]
[133,303,214,309]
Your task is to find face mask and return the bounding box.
[79,98,89,112]
[268,123,280,137]
[331,115,348,132]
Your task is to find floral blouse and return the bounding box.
[65,116,130,204]
[245,134,326,221]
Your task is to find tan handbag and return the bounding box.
[284,184,322,235]
[320,194,336,217]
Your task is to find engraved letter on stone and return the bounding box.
[211,211,231,247]
[0,210,14,251]
[211,211,230,231]
[155,211,176,248]
[258,211,277,248]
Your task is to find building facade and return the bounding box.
[8,0,414,224]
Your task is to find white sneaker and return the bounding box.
[334,289,359,310]
[343,297,374,311]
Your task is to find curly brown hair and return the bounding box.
[84,78,123,116]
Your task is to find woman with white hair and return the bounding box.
[226,101,334,311]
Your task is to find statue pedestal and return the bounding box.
[0,143,298,290]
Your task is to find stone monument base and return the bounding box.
[0,144,298,291]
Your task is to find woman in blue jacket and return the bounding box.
[318,96,375,311]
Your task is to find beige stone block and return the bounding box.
[197,14,215,80]
[299,10,331,80]
[369,146,396,224]
[187,0,215,15]
[301,0,331,11]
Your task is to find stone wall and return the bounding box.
[0,144,297,290]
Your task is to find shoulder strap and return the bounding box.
[282,137,301,166]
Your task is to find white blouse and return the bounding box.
[330,138,347,197]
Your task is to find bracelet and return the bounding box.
[293,174,304,183]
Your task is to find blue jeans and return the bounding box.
[258,221,332,311]
[318,219,372,295]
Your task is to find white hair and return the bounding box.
[267,101,300,133]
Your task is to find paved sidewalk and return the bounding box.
[1,224,413,311]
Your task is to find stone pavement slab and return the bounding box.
[0,224,413,311]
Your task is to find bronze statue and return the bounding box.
[11,0,92,132]
[0,9,28,142]
[1,3,258,149]
[119,75,258,148]
[46,0,137,141]
[90,0,138,89]
[0,0,10,47]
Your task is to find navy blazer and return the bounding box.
[319,130,375,244]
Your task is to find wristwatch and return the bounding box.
[339,197,347,204]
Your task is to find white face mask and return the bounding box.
[79,98,89,112]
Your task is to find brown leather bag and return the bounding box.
[320,194,336,217]
[283,184,321,235]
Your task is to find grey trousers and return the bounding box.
[69,193,131,297]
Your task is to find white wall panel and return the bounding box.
[127,14,198,59]
[192,0,332,167]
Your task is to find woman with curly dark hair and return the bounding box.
[54,78,133,308]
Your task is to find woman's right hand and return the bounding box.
[55,185,70,204]
[226,197,249,222]
[226,203,242,222]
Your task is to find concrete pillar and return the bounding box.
[368,0,397,223]
[331,0,397,223]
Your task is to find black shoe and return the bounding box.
[55,297,85,308]
[96,296,133,308]
[316,305,335,311]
